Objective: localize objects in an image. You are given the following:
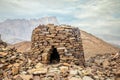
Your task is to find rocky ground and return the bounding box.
[0,45,120,80]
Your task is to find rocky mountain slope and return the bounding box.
[0,16,58,43]
[8,41,31,52]
[80,30,120,60]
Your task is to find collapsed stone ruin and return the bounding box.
[31,24,85,66]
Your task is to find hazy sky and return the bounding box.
[0,0,120,45]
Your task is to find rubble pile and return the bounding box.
[31,24,85,66]
[86,53,120,80]
[0,44,120,80]
[0,47,26,79]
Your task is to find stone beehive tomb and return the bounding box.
[31,24,85,66]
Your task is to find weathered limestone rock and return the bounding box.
[102,59,110,68]
[59,66,69,73]
[33,74,40,80]
[18,75,32,80]
[69,77,82,80]
[70,69,78,76]
[12,66,19,75]
[14,76,23,80]
[83,76,94,80]
[35,63,44,69]
[0,52,7,56]
[115,70,120,80]
[33,68,48,75]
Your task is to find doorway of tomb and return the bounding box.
[50,46,60,64]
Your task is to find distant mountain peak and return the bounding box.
[4,16,59,25]
[0,16,59,44]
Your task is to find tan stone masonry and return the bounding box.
[31,24,85,66]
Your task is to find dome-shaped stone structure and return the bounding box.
[31,24,85,66]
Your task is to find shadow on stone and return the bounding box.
[50,46,60,64]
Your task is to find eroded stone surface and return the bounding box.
[31,24,85,66]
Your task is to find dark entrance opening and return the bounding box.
[50,46,60,64]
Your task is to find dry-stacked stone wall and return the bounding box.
[31,24,85,66]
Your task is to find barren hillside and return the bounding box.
[80,30,120,60]
[8,41,31,52]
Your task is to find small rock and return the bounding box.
[106,78,112,80]
[33,74,40,80]
[83,76,94,80]
[13,63,20,67]
[82,68,92,76]
[103,59,109,68]
[94,75,100,80]
[69,77,82,80]
[35,63,44,69]
[0,64,4,68]
[14,76,23,80]
[0,52,7,56]
[46,73,55,77]
[59,66,68,73]
[70,69,78,75]
[62,63,71,67]
[49,68,60,73]
[33,68,47,74]
[12,66,19,75]
[19,74,33,80]
[115,70,120,80]
[20,71,27,75]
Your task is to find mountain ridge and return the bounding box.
[0,16,58,44]
[80,30,120,59]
